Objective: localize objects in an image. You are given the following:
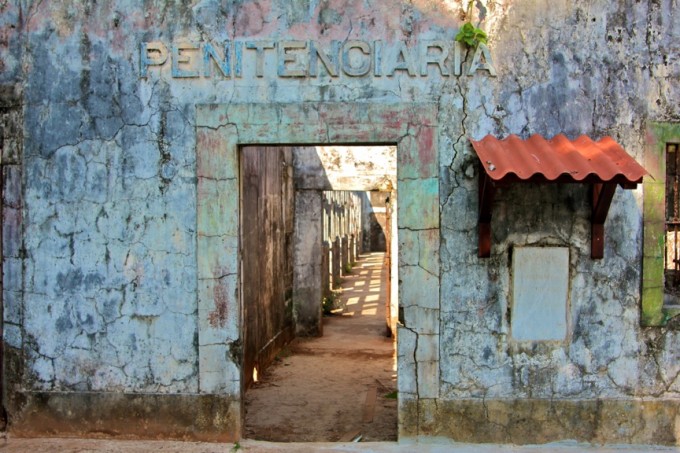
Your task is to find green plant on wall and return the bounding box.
[455,1,488,49]
[322,291,341,315]
[344,262,354,274]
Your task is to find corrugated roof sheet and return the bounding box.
[470,134,647,185]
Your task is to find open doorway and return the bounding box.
[241,145,398,442]
[196,102,441,442]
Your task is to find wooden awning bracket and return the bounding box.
[478,170,496,258]
[478,170,638,259]
[591,182,617,259]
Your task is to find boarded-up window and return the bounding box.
[511,247,569,341]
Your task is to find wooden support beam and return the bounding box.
[478,170,496,258]
[591,183,617,259]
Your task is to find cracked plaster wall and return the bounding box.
[0,0,678,431]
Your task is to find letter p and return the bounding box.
[140,42,168,78]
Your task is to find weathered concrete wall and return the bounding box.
[1,0,679,444]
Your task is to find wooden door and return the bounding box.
[241,146,295,390]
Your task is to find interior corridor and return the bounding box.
[244,252,397,442]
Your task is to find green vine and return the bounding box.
[455,1,488,49]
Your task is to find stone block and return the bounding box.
[400,265,439,310]
[418,229,440,276]
[643,182,665,221]
[398,395,419,439]
[642,255,664,285]
[403,305,440,334]
[280,103,321,125]
[243,122,281,143]
[197,178,239,237]
[196,126,238,180]
[417,360,440,398]
[398,229,419,266]
[418,398,441,435]
[643,224,664,256]
[195,105,228,129]
[397,328,418,395]
[197,235,238,279]
[3,323,21,349]
[398,127,437,179]
[325,123,384,143]
[398,178,438,230]
[247,103,282,125]
[397,324,417,362]
[398,356,417,396]
[3,206,21,258]
[199,343,239,394]
[2,138,21,164]
[197,276,239,345]
[3,256,22,293]
[282,123,330,143]
[3,289,21,326]
[416,333,439,362]
[3,165,21,208]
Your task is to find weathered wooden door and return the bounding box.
[241,146,295,390]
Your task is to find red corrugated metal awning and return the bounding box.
[470,134,648,259]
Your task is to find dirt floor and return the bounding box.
[244,252,398,442]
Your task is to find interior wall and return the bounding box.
[362,192,390,252]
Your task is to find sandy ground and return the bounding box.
[244,252,398,442]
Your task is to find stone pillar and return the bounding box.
[341,236,349,274]
[293,191,323,336]
[332,237,341,288]
[321,241,331,299]
[349,234,355,265]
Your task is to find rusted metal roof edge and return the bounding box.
[470,133,648,185]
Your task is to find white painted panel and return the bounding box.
[511,247,569,341]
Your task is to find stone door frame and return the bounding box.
[195,102,440,437]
